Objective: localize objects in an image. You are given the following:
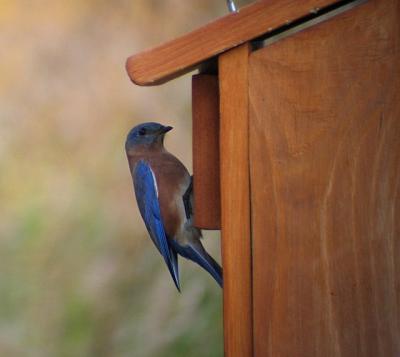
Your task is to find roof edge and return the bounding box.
[126,0,341,86]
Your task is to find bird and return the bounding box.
[125,122,222,291]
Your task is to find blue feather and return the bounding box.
[133,160,180,291]
[170,240,223,288]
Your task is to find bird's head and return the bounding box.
[125,122,173,152]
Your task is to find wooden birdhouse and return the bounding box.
[126,0,400,355]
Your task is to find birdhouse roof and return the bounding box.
[126,0,340,86]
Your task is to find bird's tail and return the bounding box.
[166,247,180,292]
[171,240,223,288]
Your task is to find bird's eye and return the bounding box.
[138,128,146,136]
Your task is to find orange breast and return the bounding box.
[128,149,190,238]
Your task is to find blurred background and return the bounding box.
[0,0,252,356]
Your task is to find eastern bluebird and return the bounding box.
[125,122,223,291]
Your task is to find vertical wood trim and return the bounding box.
[192,74,221,229]
[219,43,253,357]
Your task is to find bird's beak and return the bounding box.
[161,126,173,134]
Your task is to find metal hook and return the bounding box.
[226,0,238,13]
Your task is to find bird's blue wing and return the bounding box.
[133,160,180,291]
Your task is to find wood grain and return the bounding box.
[126,0,341,86]
[219,43,252,357]
[248,0,400,355]
[192,74,221,229]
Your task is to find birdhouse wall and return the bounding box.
[219,0,400,356]
[251,0,399,355]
